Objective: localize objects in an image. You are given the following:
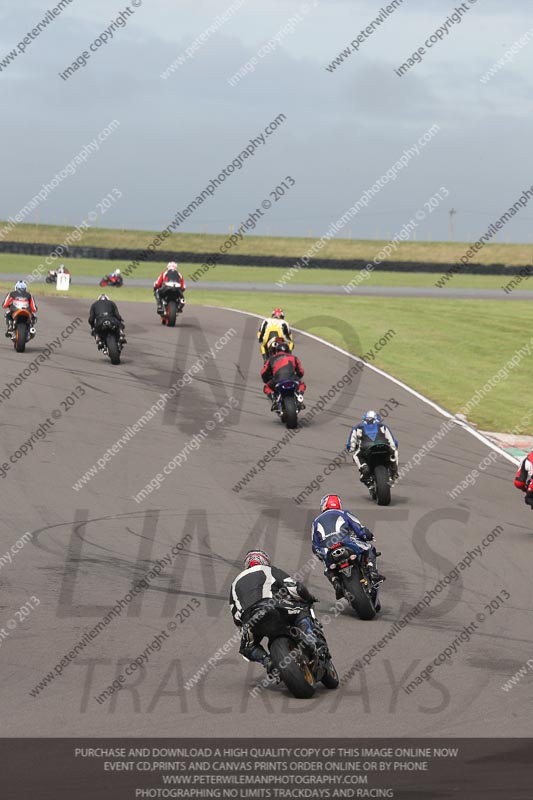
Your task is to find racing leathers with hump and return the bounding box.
[347,410,399,483]
[3,281,37,337]
[514,452,533,507]
[153,262,185,314]
[88,295,126,348]
[229,550,325,674]
[258,308,293,360]
[261,338,305,411]
[311,495,384,600]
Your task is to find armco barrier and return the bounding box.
[0,239,529,274]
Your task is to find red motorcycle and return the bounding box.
[100,274,123,288]
[8,298,36,353]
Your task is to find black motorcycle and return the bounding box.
[45,269,71,284]
[96,317,124,365]
[326,539,380,620]
[362,442,394,505]
[257,600,338,699]
[158,283,184,327]
[272,379,303,429]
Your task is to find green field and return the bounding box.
[0,254,528,291]
[3,270,530,435]
[1,222,529,434]
[1,220,532,265]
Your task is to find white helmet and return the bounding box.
[115,268,121,274]
[167,261,178,270]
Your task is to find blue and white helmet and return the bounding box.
[362,410,381,424]
[15,281,27,292]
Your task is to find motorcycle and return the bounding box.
[255,600,338,699]
[261,334,294,361]
[45,269,71,284]
[99,274,123,288]
[325,538,380,620]
[272,379,303,429]
[362,442,394,506]
[96,317,124,365]
[8,298,36,353]
[158,282,184,327]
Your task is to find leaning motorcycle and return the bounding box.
[272,379,303,429]
[363,442,394,506]
[325,538,380,620]
[260,601,338,699]
[96,318,124,365]
[8,298,36,353]
[99,274,123,288]
[158,282,184,327]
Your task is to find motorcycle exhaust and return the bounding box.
[29,327,36,335]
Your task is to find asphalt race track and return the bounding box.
[1,297,531,738]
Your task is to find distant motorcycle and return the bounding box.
[158,282,184,327]
[100,274,123,288]
[362,443,394,506]
[325,538,380,620]
[8,298,36,353]
[46,269,71,284]
[254,600,338,699]
[96,318,124,365]
[272,379,303,429]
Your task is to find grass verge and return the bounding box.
[0,254,529,291]
[3,278,529,434]
[1,221,532,265]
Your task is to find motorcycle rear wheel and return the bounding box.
[14,321,27,353]
[106,333,121,365]
[282,396,298,429]
[374,464,391,506]
[269,637,315,698]
[342,572,376,620]
[166,300,177,327]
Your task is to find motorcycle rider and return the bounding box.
[311,494,384,601]
[258,309,293,361]
[347,410,399,484]
[229,549,327,675]
[153,262,186,315]
[261,338,305,411]
[88,294,126,348]
[3,281,37,337]
[514,451,533,507]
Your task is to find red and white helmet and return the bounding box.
[167,261,179,270]
[272,308,284,319]
[320,494,342,512]
[244,549,271,569]
[268,337,290,355]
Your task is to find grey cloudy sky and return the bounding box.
[1,0,532,243]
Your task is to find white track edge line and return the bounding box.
[204,303,520,467]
